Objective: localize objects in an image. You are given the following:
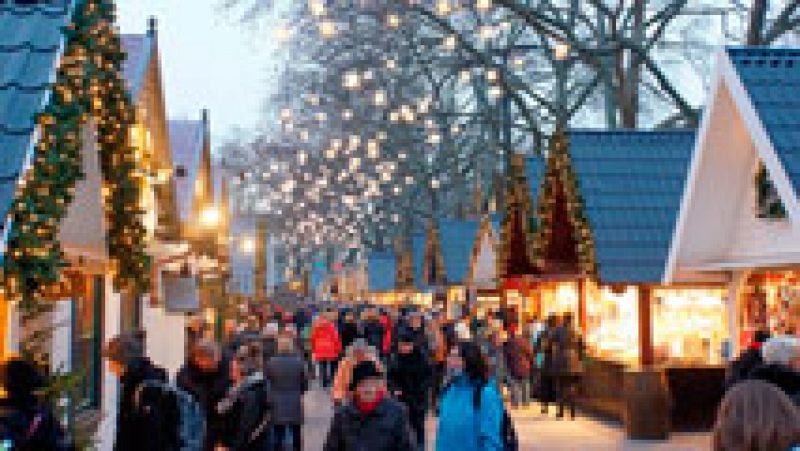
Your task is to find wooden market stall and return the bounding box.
[514,128,730,435]
[667,47,800,354]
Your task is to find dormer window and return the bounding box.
[175,165,187,178]
[755,161,786,219]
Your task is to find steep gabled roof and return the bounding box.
[168,119,205,222]
[570,129,695,283]
[438,218,481,284]
[367,250,396,292]
[120,33,153,100]
[726,47,800,199]
[0,2,71,232]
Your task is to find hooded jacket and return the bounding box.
[387,348,433,411]
[217,373,271,451]
[436,376,504,451]
[115,357,168,451]
[177,360,231,450]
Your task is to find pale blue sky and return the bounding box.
[116,0,279,149]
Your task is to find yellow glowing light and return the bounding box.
[200,206,220,227]
[240,236,256,253]
[443,35,457,50]
[476,0,491,11]
[319,20,337,38]
[387,14,401,28]
[309,0,325,16]
[554,42,570,61]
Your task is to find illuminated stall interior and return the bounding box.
[741,271,800,342]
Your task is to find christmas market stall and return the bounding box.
[667,47,800,356]
[366,250,399,305]
[0,0,152,444]
[529,129,729,436]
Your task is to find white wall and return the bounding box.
[49,301,72,373]
[96,275,120,451]
[472,232,498,290]
[143,304,186,378]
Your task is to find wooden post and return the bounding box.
[639,286,654,366]
[578,278,587,335]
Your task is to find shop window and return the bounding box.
[71,275,104,410]
[585,285,639,363]
[742,272,800,343]
[652,288,728,365]
[755,161,786,219]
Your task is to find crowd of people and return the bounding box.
[0,300,799,450]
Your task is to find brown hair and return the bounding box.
[713,380,800,451]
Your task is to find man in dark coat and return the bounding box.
[550,314,584,419]
[387,331,432,448]
[363,310,385,356]
[265,335,309,451]
[726,330,770,389]
[340,313,360,350]
[324,361,416,451]
[104,333,170,451]
[177,340,231,450]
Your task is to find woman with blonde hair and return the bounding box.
[713,380,800,451]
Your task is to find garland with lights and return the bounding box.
[4,0,148,315]
[531,128,596,275]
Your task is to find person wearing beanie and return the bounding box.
[332,339,384,406]
[324,360,416,451]
[388,330,433,449]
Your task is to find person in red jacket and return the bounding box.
[311,311,342,388]
[379,311,393,358]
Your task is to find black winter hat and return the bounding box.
[350,360,383,390]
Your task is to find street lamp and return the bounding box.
[200,205,220,228]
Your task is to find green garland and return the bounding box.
[4,0,149,313]
[532,128,596,275]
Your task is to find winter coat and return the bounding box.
[340,321,360,350]
[217,373,271,451]
[115,357,169,451]
[311,318,342,361]
[380,315,393,355]
[332,353,384,404]
[550,325,584,375]
[485,343,507,383]
[0,399,72,451]
[262,336,278,367]
[265,352,308,424]
[436,376,504,451]
[505,336,534,379]
[748,363,800,405]
[177,360,231,450]
[323,397,417,451]
[387,349,433,412]
[363,320,385,354]
[725,347,763,389]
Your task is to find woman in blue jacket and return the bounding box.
[436,341,504,451]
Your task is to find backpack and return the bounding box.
[473,381,519,451]
[134,380,205,451]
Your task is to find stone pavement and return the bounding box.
[302,386,710,450]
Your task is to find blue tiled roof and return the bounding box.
[569,130,695,283]
[438,218,480,284]
[0,2,70,238]
[411,232,426,289]
[168,119,205,222]
[367,251,396,292]
[526,156,545,211]
[120,34,153,100]
[726,47,800,199]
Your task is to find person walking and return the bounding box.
[550,313,584,419]
[323,360,416,451]
[332,339,384,406]
[363,309,385,358]
[340,313,360,351]
[103,333,171,451]
[265,335,309,451]
[436,341,504,451]
[217,343,271,451]
[177,340,231,450]
[0,359,72,451]
[311,311,343,388]
[387,330,433,449]
[535,315,558,413]
[505,329,534,408]
[428,317,449,411]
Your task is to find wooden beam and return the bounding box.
[639,286,654,366]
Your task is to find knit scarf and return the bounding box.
[354,389,385,415]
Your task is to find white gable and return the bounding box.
[470,222,498,290]
[666,50,800,282]
[57,122,108,262]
